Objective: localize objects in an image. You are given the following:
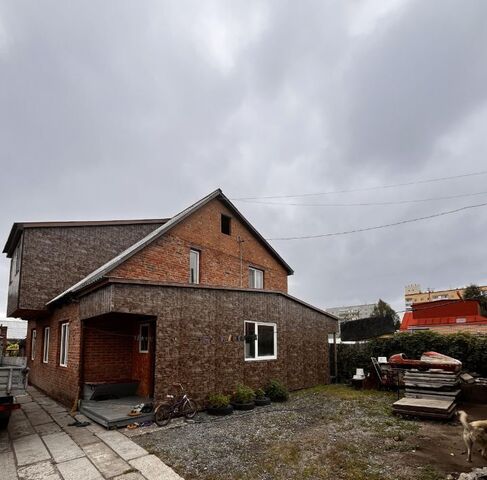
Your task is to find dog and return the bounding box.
[458,410,487,462]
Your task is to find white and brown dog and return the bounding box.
[458,410,487,462]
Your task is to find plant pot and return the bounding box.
[254,396,271,406]
[232,401,255,411]
[269,396,288,403]
[207,404,234,416]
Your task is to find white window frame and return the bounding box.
[249,267,264,289]
[31,329,37,360]
[59,323,69,367]
[189,249,200,284]
[244,321,277,361]
[139,323,150,353]
[43,327,50,364]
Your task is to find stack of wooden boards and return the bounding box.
[392,368,460,419]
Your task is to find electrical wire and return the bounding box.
[236,190,487,207]
[232,170,487,200]
[266,201,487,241]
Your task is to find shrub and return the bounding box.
[207,393,231,409]
[265,379,289,402]
[335,331,487,380]
[232,384,255,404]
[255,388,266,399]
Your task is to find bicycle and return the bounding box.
[154,383,197,426]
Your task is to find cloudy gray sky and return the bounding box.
[1,0,487,319]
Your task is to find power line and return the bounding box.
[237,190,487,207]
[266,201,487,241]
[233,170,487,200]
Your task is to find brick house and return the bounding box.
[3,189,337,408]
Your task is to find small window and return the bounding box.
[139,324,150,353]
[59,323,69,367]
[189,249,200,284]
[249,267,264,289]
[9,240,21,284]
[43,327,50,363]
[244,321,277,361]
[221,214,231,235]
[31,329,37,361]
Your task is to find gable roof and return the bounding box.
[3,218,168,257]
[47,189,293,305]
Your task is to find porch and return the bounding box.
[80,312,156,428]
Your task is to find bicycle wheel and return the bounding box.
[155,403,172,426]
[182,398,197,419]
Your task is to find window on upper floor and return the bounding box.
[221,214,231,235]
[189,249,200,284]
[9,240,21,284]
[59,323,69,367]
[249,267,264,289]
[244,321,277,361]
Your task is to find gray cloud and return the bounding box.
[1,0,487,319]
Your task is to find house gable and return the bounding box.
[111,197,289,292]
[48,189,293,305]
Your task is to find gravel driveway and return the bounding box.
[132,385,443,480]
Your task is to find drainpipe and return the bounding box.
[237,236,245,287]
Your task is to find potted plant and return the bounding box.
[231,384,256,410]
[254,388,271,406]
[207,393,233,416]
[265,379,289,402]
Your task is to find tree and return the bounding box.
[372,299,401,330]
[463,284,487,316]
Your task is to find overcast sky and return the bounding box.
[1,0,487,319]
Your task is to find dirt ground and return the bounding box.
[413,403,487,475]
[132,386,487,480]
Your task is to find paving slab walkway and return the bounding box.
[0,386,183,480]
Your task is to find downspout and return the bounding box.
[237,236,245,287]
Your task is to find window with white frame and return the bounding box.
[43,327,50,363]
[139,323,149,353]
[9,240,21,284]
[248,267,264,289]
[31,329,37,360]
[244,321,277,361]
[189,249,200,284]
[59,323,69,367]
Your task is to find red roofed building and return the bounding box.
[401,299,487,334]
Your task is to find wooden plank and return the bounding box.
[393,397,454,412]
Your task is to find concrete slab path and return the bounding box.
[0,386,184,479]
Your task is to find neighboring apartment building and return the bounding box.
[3,189,337,406]
[401,299,487,334]
[404,283,487,310]
[326,303,376,322]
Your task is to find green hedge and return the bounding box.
[336,331,487,380]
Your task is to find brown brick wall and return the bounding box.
[28,284,336,406]
[106,283,336,403]
[10,222,163,316]
[26,303,81,406]
[112,199,289,293]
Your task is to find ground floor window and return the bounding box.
[43,327,50,363]
[31,329,36,360]
[59,323,69,367]
[139,323,149,353]
[244,321,277,361]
